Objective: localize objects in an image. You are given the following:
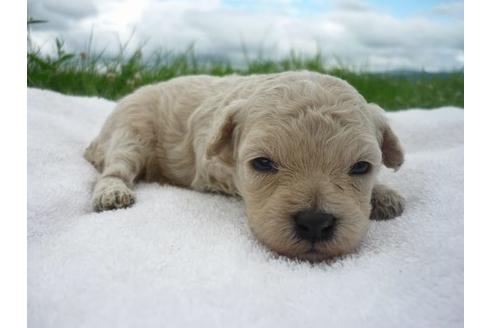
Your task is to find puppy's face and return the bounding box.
[206,89,403,261]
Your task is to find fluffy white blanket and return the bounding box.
[27,88,463,327]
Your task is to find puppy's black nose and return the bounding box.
[294,209,336,242]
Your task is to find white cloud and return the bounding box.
[43,0,98,19]
[431,2,464,19]
[332,0,373,13]
[28,0,98,30]
[27,0,464,71]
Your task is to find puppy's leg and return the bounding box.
[92,130,147,212]
[370,184,405,221]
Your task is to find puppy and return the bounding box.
[84,71,404,261]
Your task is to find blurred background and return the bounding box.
[27,0,464,110]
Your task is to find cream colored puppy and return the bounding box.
[85,71,404,261]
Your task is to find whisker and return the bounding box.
[351,183,360,192]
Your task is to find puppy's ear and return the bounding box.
[206,100,244,162]
[366,104,404,170]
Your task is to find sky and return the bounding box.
[27,0,464,72]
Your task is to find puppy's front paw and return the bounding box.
[370,184,404,221]
[92,177,135,212]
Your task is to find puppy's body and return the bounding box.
[85,71,404,261]
[86,75,233,191]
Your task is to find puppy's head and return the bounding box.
[206,75,403,261]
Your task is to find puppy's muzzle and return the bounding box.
[294,209,337,242]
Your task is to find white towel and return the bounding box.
[27,88,463,328]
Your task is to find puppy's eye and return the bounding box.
[349,161,371,175]
[251,157,278,173]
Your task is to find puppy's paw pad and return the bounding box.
[370,186,404,221]
[92,180,135,212]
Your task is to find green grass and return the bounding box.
[27,39,463,111]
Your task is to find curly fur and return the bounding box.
[85,71,405,261]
